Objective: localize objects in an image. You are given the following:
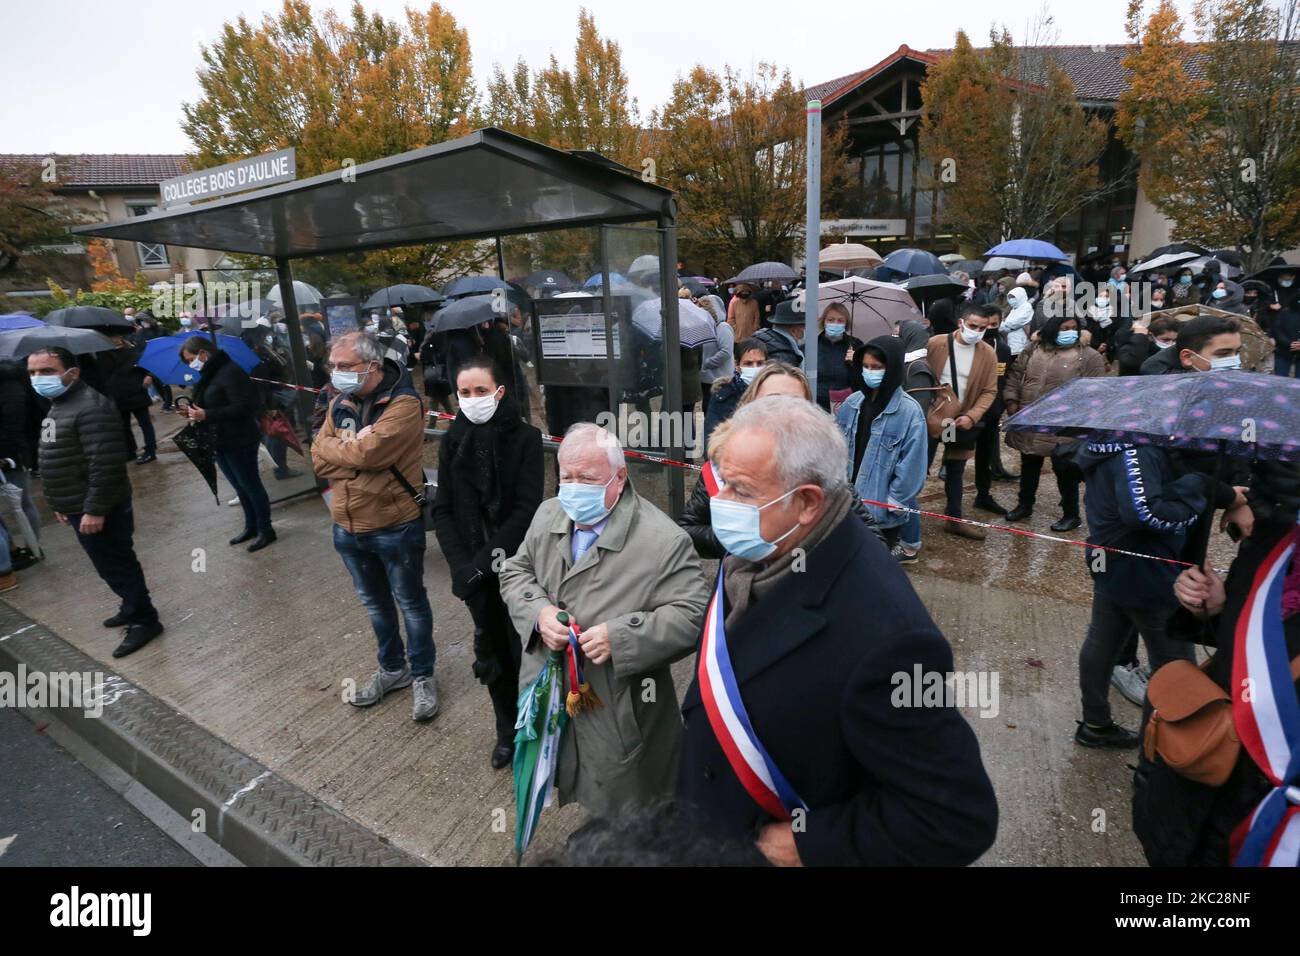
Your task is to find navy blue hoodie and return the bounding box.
[1074,440,1214,608]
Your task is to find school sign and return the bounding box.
[159,148,296,209]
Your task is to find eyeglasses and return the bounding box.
[326,360,373,373]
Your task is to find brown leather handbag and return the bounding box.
[1144,655,1300,786]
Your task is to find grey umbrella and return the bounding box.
[725,262,799,285]
[430,293,499,333]
[363,284,444,309]
[0,324,116,359]
[44,305,133,331]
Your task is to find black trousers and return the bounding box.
[1017,452,1080,518]
[927,437,968,518]
[69,502,158,626]
[974,413,1003,494]
[119,406,156,456]
[463,582,523,746]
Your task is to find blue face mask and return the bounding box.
[1056,330,1080,347]
[709,486,800,562]
[31,373,69,398]
[1179,275,1193,285]
[1205,354,1242,372]
[738,366,761,385]
[862,368,886,389]
[825,322,846,340]
[558,475,615,526]
[1211,288,1227,299]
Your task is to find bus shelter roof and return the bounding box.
[71,128,675,259]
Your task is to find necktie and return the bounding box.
[573,528,596,564]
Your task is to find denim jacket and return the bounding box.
[835,388,928,529]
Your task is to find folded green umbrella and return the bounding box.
[513,649,569,862]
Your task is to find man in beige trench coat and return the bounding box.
[499,423,711,818]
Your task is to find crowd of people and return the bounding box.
[1,248,1298,868]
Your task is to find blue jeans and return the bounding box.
[216,445,272,535]
[901,500,921,551]
[332,520,435,678]
[0,520,11,573]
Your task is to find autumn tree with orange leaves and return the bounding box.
[1117,0,1300,271]
[181,0,488,292]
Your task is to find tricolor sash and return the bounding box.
[697,565,807,820]
[1230,524,1300,867]
[702,460,722,497]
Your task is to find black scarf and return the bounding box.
[449,395,517,551]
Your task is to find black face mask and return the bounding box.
[738,291,751,299]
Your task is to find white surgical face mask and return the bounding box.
[460,388,501,425]
[189,356,205,371]
[958,324,984,345]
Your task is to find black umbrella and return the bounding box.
[171,400,220,503]
[430,293,499,333]
[363,284,443,309]
[521,270,575,293]
[882,248,948,278]
[679,278,712,297]
[1208,249,1245,268]
[1244,263,1300,287]
[900,273,967,306]
[44,305,133,331]
[0,324,116,359]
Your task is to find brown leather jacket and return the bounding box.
[312,382,426,534]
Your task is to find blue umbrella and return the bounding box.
[881,248,947,278]
[0,314,43,331]
[984,238,1069,261]
[1004,372,1300,461]
[138,332,260,387]
[583,272,628,289]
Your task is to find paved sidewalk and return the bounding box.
[0,415,1150,866]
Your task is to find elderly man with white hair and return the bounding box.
[499,422,710,818]
[675,395,998,866]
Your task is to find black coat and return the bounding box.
[814,332,862,409]
[431,397,544,594]
[675,513,999,865]
[1134,518,1300,866]
[95,344,152,412]
[37,379,131,516]
[750,327,803,366]
[190,350,263,451]
[702,374,746,448]
[0,361,41,468]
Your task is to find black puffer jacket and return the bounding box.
[679,469,886,559]
[37,379,131,516]
[95,343,152,412]
[750,327,803,366]
[190,350,262,451]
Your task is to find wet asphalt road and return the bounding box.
[0,705,195,867]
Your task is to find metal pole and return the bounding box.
[600,227,620,420]
[803,99,822,402]
[658,215,685,520]
[274,258,316,435]
[495,236,507,280]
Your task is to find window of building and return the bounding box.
[126,203,168,267]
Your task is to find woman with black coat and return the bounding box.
[813,302,862,410]
[432,357,543,769]
[178,337,275,551]
[97,333,157,463]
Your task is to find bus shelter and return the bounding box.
[72,128,688,512]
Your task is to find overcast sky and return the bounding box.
[2,0,1199,154]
